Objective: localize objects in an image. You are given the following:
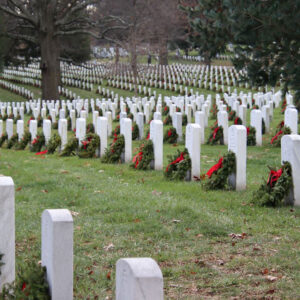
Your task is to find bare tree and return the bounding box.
[0,0,97,100]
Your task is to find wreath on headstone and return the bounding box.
[78,133,100,158]
[210,104,218,120]
[46,133,62,154]
[182,114,188,126]
[262,119,266,134]
[247,126,256,146]
[13,114,21,124]
[86,123,95,134]
[30,133,46,153]
[112,125,120,137]
[206,124,224,145]
[60,136,78,157]
[270,126,291,147]
[164,127,178,144]
[7,134,18,149]
[163,115,172,125]
[164,148,191,181]
[0,133,7,147]
[203,151,236,190]
[131,140,154,170]
[14,131,31,150]
[228,110,236,121]
[281,99,287,114]
[162,106,169,116]
[101,134,125,163]
[132,123,139,140]
[234,117,242,125]
[252,162,293,206]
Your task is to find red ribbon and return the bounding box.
[234,117,240,125]
[206,157,223,178]
[267,168,282,188]
[212,127,220,139]
[146,133,150,140]
[132,151,143,168]
[166,152,185,172]
[32,138,38,145]
[271,130,283,144]
[247,127,250,136]
[35,150,48,155]
[168,130,172,137]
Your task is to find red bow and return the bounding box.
[35,150,48,155]
[146,133,150,140]
[271,130,283,144]
[32,138,38,145]
[206,157,223,178]
[132,151,143,168]
[267,168,282,188]
[168,130,172,137]
[247,127,250,136]
[212,127,220,139]
[234,117,239,125]
[166,152,185,172]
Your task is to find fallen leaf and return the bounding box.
[262,268,269,275]
[172,219,181,224]
[94,190,104,194]
[133,218,141,223]
[253,245,262,251]
[84,163,91,167]
[71,211,79,217]
[42,189,48,193]
[106,272,111,280]
[152,190,162,196]
[217,259,225,266]
[185,228,191,231]
[88,270,93,275]
[16,187,22,191]
[104,243,114,251]
[60,170,69,174]
[266,275,278,282]
[196,234,203,238]
[98,170,104,173]
[266,289,275,295]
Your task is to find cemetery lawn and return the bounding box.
[1,137,300,299]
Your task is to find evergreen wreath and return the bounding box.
[52,121,58,129]
[162,106,169,116]
[0,262,50,299]
[164,148,191,181]
[0,253,3,276]
[163,115,172,125]
[30,133,46,153]
[60,136,78,157]
[37,116,43,127]
[270,126,291,147]
[86,123,95,134]
[7,134,18,149]
[112,125,120,137]
[262,119,266,134]
[210,104,218,120]
[207,125,224,145]
[78,133,100,158]
[234,117,242,125]
[228,110,236,121]
[101,134,125,163]
[203,151,236,190]
[46,133,61,154]
[13,114,21,124]
[130,140,154,170]
[247,126,256,146]
[14,131,31,150]
[132,123,139,140]
[67,117,72,131]
[182,114,188,126]
[95,106,103,116]
[252,162,293,207]
[164,127,178,144]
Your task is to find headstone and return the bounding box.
[58,119,68,150]
[217,111,228,145]
[76,118,86,145]
[93,111,99,129]
[105,111,112,136]
[0,120,2,137]
[70,110,76,131]
[137,113,144,140]
[42,209,73,300]
[262,105,270,133]
[172,112,182,142]
[150,120,163,170]
[6,119,13,139]
[228,125,247,191]
[29,120,37,140]
[285,107,298,135]
[43,120,52,144]
[154,112,162,121]
[16,120,24,141]
[195,111,205,144]
[281,135,300,206]
[120,118,132,163]
[0,177,15,290]
[185,124,201,180]
[116,258,163,300]
[250,110,262,146]
[239,105,247,126]
[97,117,108,157]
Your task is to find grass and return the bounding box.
[0,81,300,298]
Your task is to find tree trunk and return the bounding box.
[159,39,168,65]
[115,45,120,65]
[39,2,60,100]
[130,41,138,95]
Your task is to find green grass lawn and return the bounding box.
[0,85,300,299]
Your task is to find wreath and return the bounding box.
[164,127,178,144]
[1,114,8,121]
[47,133,62,154]
[60,136,78,157]
[52,121,58,129]
[270,126,291,147]
[164,148,191,181]
[0,133,8,147]
[182,114,188,126]
[67,117,72,131]
[101,134,125,163]
[13,114,21,124]
[163,115,172,125]
[210,104,218,120]
[207,124,224,145]
[234,117,242,125]
[203,151,236,190]
[86,123,95,134]
[112,125,120,137]
[14,131,31,150]
[130,140,154,170]
[262,119,266,134]
[30,133,46,153]
[162,106,169,116]
[95,106,103,116]
[27,116,34,126]
[247,126,256,146]
[252,162,293,206]
[132,123,139,140]
[7,134,18,149]
[228,111,236,121]
[78,133,100,158]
